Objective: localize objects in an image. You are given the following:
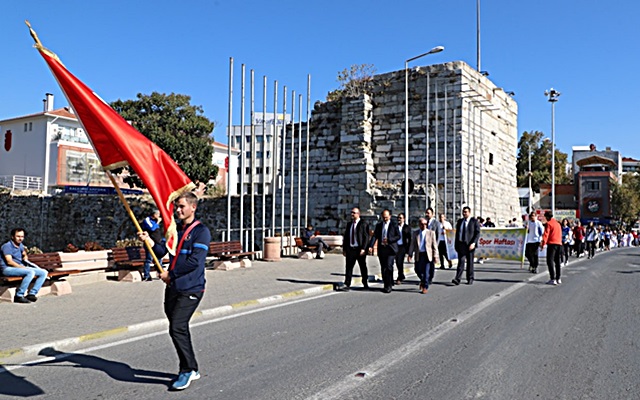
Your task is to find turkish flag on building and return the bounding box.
[30,26,194,254]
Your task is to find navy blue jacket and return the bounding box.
[153,220,211,293]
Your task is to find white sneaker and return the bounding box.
[556,278,562,284]
[546,279,558,285]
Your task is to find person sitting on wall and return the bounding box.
[0,228,48,303]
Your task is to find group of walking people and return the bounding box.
[340,206,481,294]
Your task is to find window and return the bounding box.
[24,123,28,132]
[266,151,271,159]
[489,153,494,165]
[29,122,33,131]
[266,167,270,175]
[256,167,263,174]
[586,181,600,191]
[519,198,529,207]
[245,167,251,174]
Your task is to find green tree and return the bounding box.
[326,64,376,102]
[611,174,640,226]
[110,92,217,188]
[516,130,570,191]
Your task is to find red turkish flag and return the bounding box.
[34,46,194,254]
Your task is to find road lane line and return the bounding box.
[2,292,336,373]
[307,281,530,400]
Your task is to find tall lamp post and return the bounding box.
[405,45,444,220]
[544,88,561,216]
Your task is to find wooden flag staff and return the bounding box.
[106,170,166,274]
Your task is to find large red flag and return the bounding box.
[29,24,194,254]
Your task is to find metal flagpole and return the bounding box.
[262,76,267,240]
[280,86,287,252]
[305,74,310,228]
[289,90,295,241]
[226,57,233,242]
[434,80,439,216]
[444,85,448,220]
[425,70,430,212]
[452,87,456,217]
[297,93,302,237]
[239,64,245,246]
[271,81,278,237]
[250,69,255,255]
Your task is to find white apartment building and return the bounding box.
[0,93,109,193]
[230,112,290,195]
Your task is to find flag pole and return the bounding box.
[105,170,165,274]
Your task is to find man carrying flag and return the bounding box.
[27,22,208,391]
[138,192,210,390]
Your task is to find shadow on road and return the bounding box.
[0,365,44,397]
[34,347,174,387]
[276,278,335,286]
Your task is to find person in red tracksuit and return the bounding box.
[540,210,563,285]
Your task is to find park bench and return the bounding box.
[294,237,323,259]
[108,247,147,282]
[207,241,255,270]
[0,252,80,301]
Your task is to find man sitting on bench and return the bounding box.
[303,225,331,259]
[0,228,47,303]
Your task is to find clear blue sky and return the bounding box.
[2,1,638,158]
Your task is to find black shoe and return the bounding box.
[315,255,322,259]
[439,266,445,270]
[14,296,31,304]
[467,280,474,285]
[25,294,38,302]
[383,287,392,293]
[428,280,433,285]
[452,279,460,285]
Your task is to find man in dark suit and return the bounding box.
[369,209,401,293]
[341,207,370,291]
[453,206,481,285]
[394,213,412,285]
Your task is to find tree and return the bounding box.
[110,92,217,188]
[326,64,377,102]
[611,174,640,226]
[516,130,570,191]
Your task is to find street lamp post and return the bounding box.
[544,88,561,216]
[405,45,444,220]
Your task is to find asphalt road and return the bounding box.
[2,248,639,400]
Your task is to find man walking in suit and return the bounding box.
[341,207,370,291]
[369,209,401,293]
[407,218,439,294]
[453,206,481,285]
[394,213,412,285]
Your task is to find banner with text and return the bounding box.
[445,227,527,263]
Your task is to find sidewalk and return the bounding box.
[0,254,355,360]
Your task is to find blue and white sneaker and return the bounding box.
[172,370,200,390]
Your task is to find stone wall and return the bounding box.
[0,190,273,252]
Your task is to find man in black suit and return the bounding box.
[394,213,412,285]
[342,207,370,291]
[453,206,481,285]
[369,209,401,293]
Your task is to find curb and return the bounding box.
[0,284,334,362]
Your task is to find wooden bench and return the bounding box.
[0,252,80,301]
[108,247,147,282]
[207,241,255,270]
[294,237,323,259]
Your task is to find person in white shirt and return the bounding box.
[436,213,453,269]
[525,212,545,273]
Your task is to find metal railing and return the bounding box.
[0,175,43,191]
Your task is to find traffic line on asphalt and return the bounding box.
[0,283,335,368]
[2,292,337,372]
[306,279,535,400]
